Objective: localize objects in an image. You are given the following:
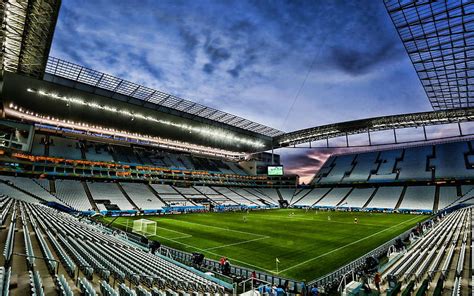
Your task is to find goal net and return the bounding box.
[132,219,157,237]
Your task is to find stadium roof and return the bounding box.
[44,57,284,138]
[384,0,474,110]
[0,0,60,78]
[275,107,474,147]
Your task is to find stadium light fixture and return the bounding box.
[5,104,248,159]
[27,88,265,148]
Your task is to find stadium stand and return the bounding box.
[397,146,432,181]
[397,186,435,212]
[292,188,330,207]
[343,152,378,183]
[0,197,228,294]
[87,182,135,211]
[49,136,82,159]
[314,187,351,208]
[55,179,93,211]
[315,154,355,184]
[431,141,474,179]
[365,186,403,210]
[369,149,401,182]
[0,176,59,203]
[314,141,474,184]
[381,208,471,295]
[211,187,255,206]
[340,187,376,209]
[120,182,166,211]
[438,186,459,211]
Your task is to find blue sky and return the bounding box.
[50,0,432,183]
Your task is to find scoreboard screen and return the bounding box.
[267,165,284,176]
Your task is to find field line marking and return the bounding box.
[203,236,271,251]
[150,234,193,240]
[159,219,267,238]
[155,226,190,236]
[282,216,386,227]
[111,219,273,272]
[276,215,422,274]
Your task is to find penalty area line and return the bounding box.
[203,236,271,251]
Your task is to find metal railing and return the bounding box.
[158,246,302,292]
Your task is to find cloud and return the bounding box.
[49,0,434,181]
[328,40,403,76]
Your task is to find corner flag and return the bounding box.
[276,258,280,273]
[276,258,280,263]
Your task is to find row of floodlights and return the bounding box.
[26,88,265,148]
[6,103,248,158]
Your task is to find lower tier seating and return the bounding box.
[0,197,228,295]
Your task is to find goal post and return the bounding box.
[132,219,157,237]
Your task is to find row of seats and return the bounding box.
[292,185,474,212]
[0,177,286,211]
[315,140,474,184]
[0,197,229,295]
[381,207,471,295]
[31,135,248,175]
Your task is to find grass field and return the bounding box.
[102,209,428,281]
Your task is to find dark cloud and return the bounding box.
[178,27,199,60]
[203,63,215,74]
[328,40,403,76]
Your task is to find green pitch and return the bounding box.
[102,209,427,281]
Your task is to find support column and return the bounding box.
[458,122,463,136]
[368,128,372,146]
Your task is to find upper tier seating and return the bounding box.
[315,154,355,184]
[431,141,474,179]
[314,140,474,184]
[87,182,134,210]
[29,135,250,177]
[369,149,401,182]
[49,136,82,159]
[398,186,435,211]
[365,186,403,210]
[55,179,93,211]
[397,146,432,181]
[31,134,46,156]
[84,143,114,162]
[343,152,378,183]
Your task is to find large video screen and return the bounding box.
[267,165,284,176]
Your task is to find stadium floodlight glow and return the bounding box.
[4,104,248,159]
[27,88,265,148]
